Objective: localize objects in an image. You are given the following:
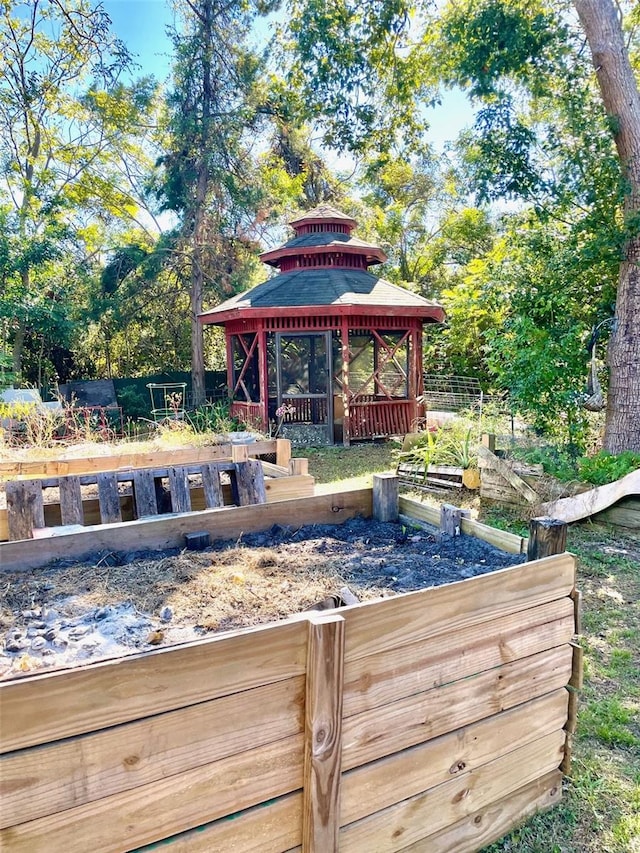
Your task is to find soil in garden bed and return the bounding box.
[0,517,525,680]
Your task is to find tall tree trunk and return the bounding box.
[574,0,640,452]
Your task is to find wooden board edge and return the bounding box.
[394,770,563,853]
[0,486,372,571]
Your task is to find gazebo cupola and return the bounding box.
[200,204,445,445]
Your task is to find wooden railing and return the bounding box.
[349,398,415,439]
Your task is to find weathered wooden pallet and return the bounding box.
[4,460,266,542]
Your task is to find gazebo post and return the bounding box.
[225,333,234,402]
[258,324,269,434]
[341,318,351,447]
[410,325,422,431]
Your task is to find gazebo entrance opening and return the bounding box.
[275,332,333,445]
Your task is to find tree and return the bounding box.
[573,0,640,451]
[158,0,273,406]
[281,0,640,451]
[0,0,156,385]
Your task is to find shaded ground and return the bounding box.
[0,516,524,679]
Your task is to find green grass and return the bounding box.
[300,442,640,853]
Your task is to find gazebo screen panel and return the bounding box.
[348,330,410,400]
[231,333,260,403]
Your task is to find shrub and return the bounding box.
[578,450,640,486]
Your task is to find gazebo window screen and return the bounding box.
[349,330,409,399]
[231,333,259,403]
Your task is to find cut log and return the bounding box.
[540,468,640,523]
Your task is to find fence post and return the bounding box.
[303,613,345,853]
[527,517,568,560]
[373,472,399,522]
[276,438,292,468]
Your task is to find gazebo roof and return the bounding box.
[288,204,357,229]
[259,231,387,267]
[199,268,445,324]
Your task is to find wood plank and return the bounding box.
[395,770,563,853]
[478,446,540,503]
[168,466,192,513]
[1,676,303,828]
[260,461,291,478]
[276,438,292,468]
[303,614,344,852]
[234,459,267,506]
[132,468,159,517]
[1,735,304,853]
[135,791,302,853]
[0,474,315,540]
[342,554,575,663]
[399,496,526,553]
[200,462,224,508]
[0,618,307,753]
[540,468,640,523]
[341,691,568,826]
[58,476,84,526]
[338,730,566,852]
[0,441,280,479]
[341,646,573,770]
[5,481,45,540]
[96,472,122,524]
[343,599,575,718]
[0,486,372,571]
[373,473,399,522]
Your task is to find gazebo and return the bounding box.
[199,205,445,445]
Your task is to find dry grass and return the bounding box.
[0,539,387,641]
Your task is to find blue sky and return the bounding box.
[101,0,474,151]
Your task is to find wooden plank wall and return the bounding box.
[0,552,578,853]
[0,439,292,479]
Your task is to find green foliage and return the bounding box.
[578,450,640,486]
[115,386,149,421]
[510,442,579,482]
[186,400,240,435]
[394,418,481,473]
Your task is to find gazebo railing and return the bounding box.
[349,397,416,439]
[230,401,263,431]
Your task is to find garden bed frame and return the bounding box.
[0,439,315,545]
[0,485,581,852]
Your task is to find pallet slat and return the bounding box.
[58,476,84,526]
[200,462,223,508]
[5,481,45,540]
[168,466,192,513]
[96,472,122,524]
[132,469,159,517]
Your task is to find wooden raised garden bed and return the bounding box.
[0,483,581,852]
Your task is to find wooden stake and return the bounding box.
[289,458,309,476]
[231,443,250,463]
[276,438,292,469]
[481,433,496,453]
[527,517,568,561]
[302,613,345,853]
[372,473,399,522]
[440,504,463,537]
